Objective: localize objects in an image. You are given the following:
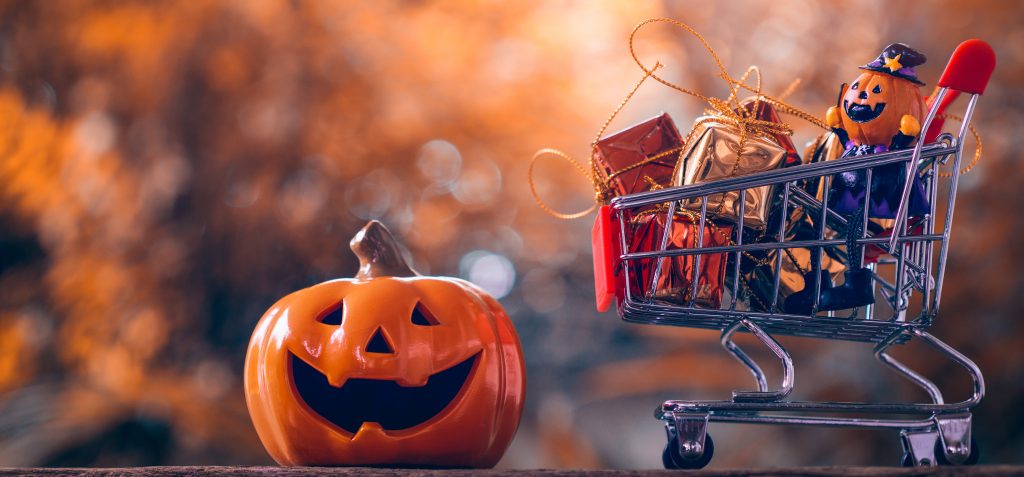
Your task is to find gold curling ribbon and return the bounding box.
[529,17,828,220]
[777,78,802,102]
[527,62,664,219]
[934,113,983,178]
[628,18,827,132]
[528,148,598,219]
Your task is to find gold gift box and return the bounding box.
[673,114,788,230]
[741,206,847,312]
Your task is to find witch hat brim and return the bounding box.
[860,43,927,86]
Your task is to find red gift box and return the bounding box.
[626,210,733,308]
[593,113,684,200]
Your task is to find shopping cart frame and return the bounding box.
[600,41,995,468]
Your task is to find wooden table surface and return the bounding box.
[0,467,1022,477]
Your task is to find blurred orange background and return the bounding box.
[0,0,1022,468]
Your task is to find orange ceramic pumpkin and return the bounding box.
[244,221,525,468]
[838,71,925,147]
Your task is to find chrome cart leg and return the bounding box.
[662,412,714,469]
[900,428,940,467]
[874,332,945,405]
[899,414,978,467]
[876,329,985,408]
[935,413,975,465]
[913,329,986,408]
[721,319,794,402]
[881,329,984,466]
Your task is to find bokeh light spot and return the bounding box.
[73,110,117,155]
[459,250,516,299]
[453,158,502,208]
[416,139,462,187]
[343,169,399,220]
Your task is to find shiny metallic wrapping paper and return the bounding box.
[672,117,788,229]
[627,211,733,308]
[740,206,848,312]
[593,113,684,202]
[737,133,851,312]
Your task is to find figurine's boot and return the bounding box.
[816,205,875,312]
[783,270,833,315]
[817,268,875,311]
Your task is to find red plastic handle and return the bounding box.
[592,205,621,312]
[924,39,995,142]
[937,39,996,95]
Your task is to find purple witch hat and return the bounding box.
[860,43,926,86]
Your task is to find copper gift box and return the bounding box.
[626,210,733,308]
[594,113,684,200]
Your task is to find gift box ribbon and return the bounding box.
[528,18,983,221]
[529,18,829,221]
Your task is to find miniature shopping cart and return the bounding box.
[591,40,995,468]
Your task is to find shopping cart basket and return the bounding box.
[591,40,996,468]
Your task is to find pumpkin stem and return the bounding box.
[351,220,418,279]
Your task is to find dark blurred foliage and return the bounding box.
[0,0,1022,469]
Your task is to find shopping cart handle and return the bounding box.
[889,39,995,252]
[937,39,996,95]
[925,40,995,143]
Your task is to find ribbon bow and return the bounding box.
[529,18,828,220]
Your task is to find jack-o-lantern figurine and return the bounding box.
[787,43,930,314]
[244,221,525,468]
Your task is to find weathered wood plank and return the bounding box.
[0,466,1022,477]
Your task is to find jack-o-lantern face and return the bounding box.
[839,71,924,146]
[244,221,525,468]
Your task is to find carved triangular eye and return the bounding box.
[319,302,344,326]
[410,302,440,326]
[366,327,394,354]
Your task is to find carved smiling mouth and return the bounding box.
[290,351,479,434]
[844,100,886,123]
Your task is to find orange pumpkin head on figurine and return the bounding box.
[244,221,525,468]
[833,43,927,147]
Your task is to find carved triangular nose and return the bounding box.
[366,327,394,354]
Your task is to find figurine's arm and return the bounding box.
[826,106,850,146]
[889,114,921,150]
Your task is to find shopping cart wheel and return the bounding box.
[934,437,979,466]
[662,433,714,469]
